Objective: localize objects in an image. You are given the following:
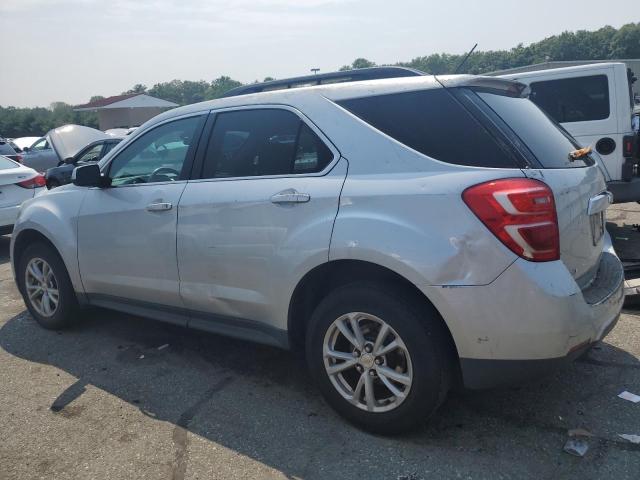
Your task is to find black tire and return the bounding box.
[306,282,452,435]
[17,242,79,330]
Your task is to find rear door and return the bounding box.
[177,107,346,333]
[477,91,608,285]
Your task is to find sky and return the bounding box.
[0,0,635,107]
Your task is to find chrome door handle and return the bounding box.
[270,191,311,204]
[587,191,613,215]
[146,202,173,212]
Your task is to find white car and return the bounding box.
[0,156,45,235]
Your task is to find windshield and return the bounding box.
[478,92,595,169]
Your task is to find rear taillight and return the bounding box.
[462,178,559,262]
[16,174,46,189]
[622,135,635,158]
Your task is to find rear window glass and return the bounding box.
[338,89,519,168]
[0,156,18,169]
[529,75,610,123]
[478,92,593,168]
[0,143,16,155]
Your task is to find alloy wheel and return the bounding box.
[25,257,59,318]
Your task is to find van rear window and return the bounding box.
[529,75,610,123]
[338,89,520,168]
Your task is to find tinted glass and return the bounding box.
[109,116,201,186]
[0,156,18,170]
[338,89,518,168]
[202,109,333,178]
[479,92,593,169]
[529,75,609,123]
[77,144,103,163]
[102,142,118,156]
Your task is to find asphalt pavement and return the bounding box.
[1,208,640,479]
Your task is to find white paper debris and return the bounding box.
[157,344,169,350]
[139,355,145,359]
[619,434,640,444]
[618,391,640,403]
[563,438,589,457]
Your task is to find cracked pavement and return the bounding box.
[1,207,640,479]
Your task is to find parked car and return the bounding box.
[10,70,624,434]
[21,125,111,172]
[9,136,41,152]
[498,63,639,202]
[45,138,122,188]
[0,156,45,235]
[0,138,23,163]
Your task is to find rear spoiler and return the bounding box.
[436,75,529,98]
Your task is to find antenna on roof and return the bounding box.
[453,43,478,74]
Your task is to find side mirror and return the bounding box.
[64,157,75,165]
[72,164,105,187]
[23,147,30,153]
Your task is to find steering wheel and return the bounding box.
[147,166,180,183]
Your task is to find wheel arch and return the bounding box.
[287,259,462,381]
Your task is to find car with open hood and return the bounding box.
[21,125,110,172]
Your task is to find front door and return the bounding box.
[77,114,205,315]
[177,107,346,333]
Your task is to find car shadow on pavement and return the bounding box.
[1,305,640,479]
[0,235,10,265]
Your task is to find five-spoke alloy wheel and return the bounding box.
[25,257,60,317]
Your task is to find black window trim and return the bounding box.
[189,104,340,182]
[100,112,208,188]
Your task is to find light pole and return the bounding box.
[311,68,320,75]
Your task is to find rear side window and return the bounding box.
[529,75,610,123]
[202,109,333,179]
[478,92,594,169]
[338,89,519,168]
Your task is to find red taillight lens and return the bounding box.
[462,178,559,262]
[622,135,634,158]
[16,174,46,189]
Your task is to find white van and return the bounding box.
[499,63,639,202]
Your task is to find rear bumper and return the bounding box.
[608,178,640,203]
[421,235,625,389]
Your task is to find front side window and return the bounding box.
[108,116,202,186]
[529,75,610,123]
[338,89,519,168]
[31,138,50,151]
[77,144,103,163]
[202,109,333,179]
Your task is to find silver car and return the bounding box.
[10,73,624,434]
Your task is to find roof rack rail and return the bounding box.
[221,66,425,98]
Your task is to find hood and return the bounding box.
[47,124,110,160]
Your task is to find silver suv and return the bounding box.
[11,71,625,434]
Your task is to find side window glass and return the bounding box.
[108,116,201,186]
[202,109,333,179]
[32,138,49,151]
[77,144,103,163]
[529,75,610,123]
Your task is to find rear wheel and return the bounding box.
[306,283,451,434]
[18,242,79,329]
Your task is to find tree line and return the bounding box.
[1,22,638,138]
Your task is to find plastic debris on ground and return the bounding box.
[618,391,640,403]
[568,428,594,437]
[619,434,640,444]
[563,438,589,457]
[157,344,169,350]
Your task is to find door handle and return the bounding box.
[146,202,173,212]
[270,191,311,204]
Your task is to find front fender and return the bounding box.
[11,187,87,293]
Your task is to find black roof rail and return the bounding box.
[221,66,426,98]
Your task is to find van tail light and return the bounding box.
[16,174,46,189]
[622,135,635,158]
[462,178,559,262]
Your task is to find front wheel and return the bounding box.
[306,283,452,434]
[18,242,79,329]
